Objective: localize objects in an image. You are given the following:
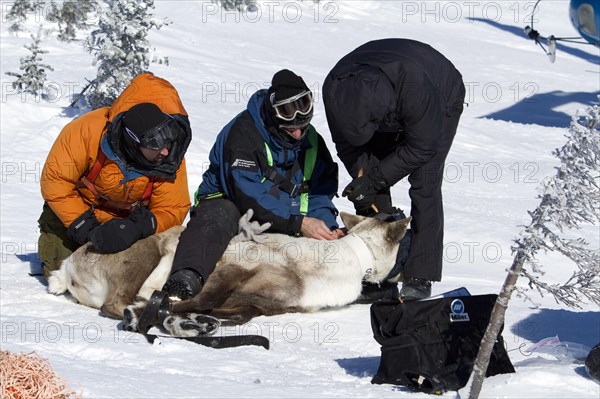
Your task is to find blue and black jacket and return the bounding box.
[197,90,339,235]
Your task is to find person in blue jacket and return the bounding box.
[162,69,344,300]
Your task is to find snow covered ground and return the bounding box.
[1,1,599,397]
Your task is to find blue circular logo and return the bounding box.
[451,299,465,314]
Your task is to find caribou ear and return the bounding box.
[385,217,412,242]
[340,212,367,230]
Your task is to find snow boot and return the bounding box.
[400,277,432,301]
[162,269,203,300]
[353,281,399,304]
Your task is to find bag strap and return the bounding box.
[262,128,318,215]
[300,128,318,215]
[76,146,154,213]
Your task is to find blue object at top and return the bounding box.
[570,0,600,46]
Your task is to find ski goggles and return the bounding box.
[125,115,179,151]
[271,91,313,122]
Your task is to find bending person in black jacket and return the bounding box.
[323,39,465,301]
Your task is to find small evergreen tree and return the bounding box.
[5,27,54,97]
[82,0,170,109]
[213,0,321,12]
[47,0,98,42]
[6,0,45,32]
[468,102,600,398]
[214,0,257,12]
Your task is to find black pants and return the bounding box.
[366,114,462,282]
[170,198,240,281]
[404,113,459,281]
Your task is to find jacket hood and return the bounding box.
[105,74,192,179]
[324,64,396,147]
[108,73,189,120]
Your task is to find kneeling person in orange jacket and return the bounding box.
[38,74,192,279]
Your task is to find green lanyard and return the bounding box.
[263,127,318,215]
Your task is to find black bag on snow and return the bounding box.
[370,294,514,394]
[586,342,600,384]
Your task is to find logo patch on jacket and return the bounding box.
[449,299,470,322]
[231,159,257,171]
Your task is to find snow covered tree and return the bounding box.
[214,0,257,12]
[213,0,320,12]
[81,0,170,109]
[46,0,98,42]
[5,27,54,97]
[5,0,45,32]
[469,102,600,398]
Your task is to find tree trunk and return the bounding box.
[468,249,527,399]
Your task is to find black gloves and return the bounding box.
[355,191,395,216]
[342,166,389,214]
[67,208,100,244]
[89,207,157,254]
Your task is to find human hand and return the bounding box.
[332,228,347,239]
[300,217,340,240]
[342,166,388,214]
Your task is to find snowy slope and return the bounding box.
[1,1,599,398]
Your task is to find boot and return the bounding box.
[400,277,432,301]
[162,269,203,300]
[353,281,399,304]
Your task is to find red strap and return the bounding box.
[142,177,154,201]
[86,148,107,184]
[75,147,154,213]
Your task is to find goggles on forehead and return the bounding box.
[125,115,179,151]
[271,91,313,122]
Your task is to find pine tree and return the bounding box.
[468,102,600,398]
[47,0,98,42]
[82,0,170,109]
[215,0,257,12]
[5,27,54,97]
[6,0,45,32]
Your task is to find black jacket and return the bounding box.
[323,38,465,183]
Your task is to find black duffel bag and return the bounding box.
[586,342,600,384]
[370,294,515,394]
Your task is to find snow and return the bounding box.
[1,1,599,398]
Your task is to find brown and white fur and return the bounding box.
[48,212,410,335]
[47,226,184,318]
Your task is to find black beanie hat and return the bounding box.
[269,69,309,104]
[123,103,170,137]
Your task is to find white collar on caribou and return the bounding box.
[342,231,376,279]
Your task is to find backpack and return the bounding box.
[370,294,515,394]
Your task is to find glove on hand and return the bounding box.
[342,166,388,214]
[66,208,100,244]
[89,207,157,254]
[356,191,402,218]
[230,209,272,244]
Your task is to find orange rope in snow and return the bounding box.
[0,350,81,399]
